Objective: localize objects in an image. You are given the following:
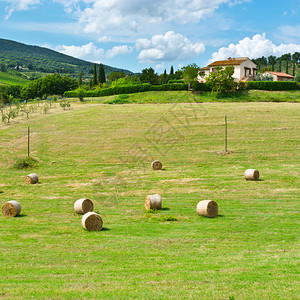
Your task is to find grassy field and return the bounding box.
[0,71,29,86]
[0,99,299,299]
[81,89,300,104]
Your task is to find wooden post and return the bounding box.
[225,115,227,153]
[27,127,30,157]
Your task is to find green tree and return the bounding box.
[93,63,98,86]
[170,65,174,75]
[285,59,289,74]
[292,60,296,76]
[268,55,276,65]
[108,71,126,82]
[181,63,199,89]
[278,60,282,72]
[20,104,32,119]
[59,100,71,110]
[271,63,275,72]
[77,88,85,102]
[140,68,159,84]
[78,72,83,86]
[0,63,6,73]
[98,63,106,84]
[292,52,300,63]
[163,69,167,84]
[295,71,300,82]
[2,108,18,123]
[205,66,237,95]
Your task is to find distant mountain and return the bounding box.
[0,38,133,76]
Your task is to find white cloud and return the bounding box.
[106,45,133,59]
[56,42,105,62]
[98,36,112,43]
[55,42,133,62]
[136,31,205,63]
[74,0,249,34]
[209,33,300,63]
[4,0,40,19]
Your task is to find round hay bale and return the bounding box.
[25,173,38,184]
[151,160,162,170]
[1,200,21,217]
[196,200,218,218]
[82,212,103,231]
[145,194,162,210]
[74,198,94,214]
[244,169,259,181]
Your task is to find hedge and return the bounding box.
[246,81,298,91]
[191,81,211,91]
[64,83,188,98]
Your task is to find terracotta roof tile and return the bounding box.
[208,57,249,67]
[264,71,294,78]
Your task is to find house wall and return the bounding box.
[208,66,242,81]
[240,60,258,78]
[264,72,294,81]
[198,59,258,83]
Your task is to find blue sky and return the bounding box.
[0,0,299,73]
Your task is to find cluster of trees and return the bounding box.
[253,52,300,75]
[0,74,78,101]
[21,73,77,99]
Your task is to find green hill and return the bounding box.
[0,71,29,86]
[0,38,133,77]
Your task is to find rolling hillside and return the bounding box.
[0,38,133,76]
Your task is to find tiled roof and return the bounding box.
[264,71,294,78]
[208,57,249,67]
[199,67,209,70]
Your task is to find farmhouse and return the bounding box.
[262,71,294,81]
[198,57,258,82]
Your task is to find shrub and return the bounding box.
[64,83,188,98]
[13,157,38,169]
[247,81,298,91]
[255,73,274,81]
[191,81,211,91]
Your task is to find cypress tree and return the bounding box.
[285,59,289,74]
[93,63,97,86]
[170,65,174,75]
[99,64,106,84]
[278,59,281,72]
[163,69,167,83]
[271,63,274,72]
[292,60,296,76]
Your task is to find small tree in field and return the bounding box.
[60,100,71,110]
[77,88,85,102]
[20,103,32,119]
[205,66,237,95]
[2,108,18,123]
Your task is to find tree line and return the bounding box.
[253,52,300,75]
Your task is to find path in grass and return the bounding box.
[0,102,299,299]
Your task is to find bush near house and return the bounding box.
[246,81,298,91]
[64,83,188,98]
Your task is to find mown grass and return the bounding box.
[0,71,29,86]
[0,99,299,299]
[80,89,300,104]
